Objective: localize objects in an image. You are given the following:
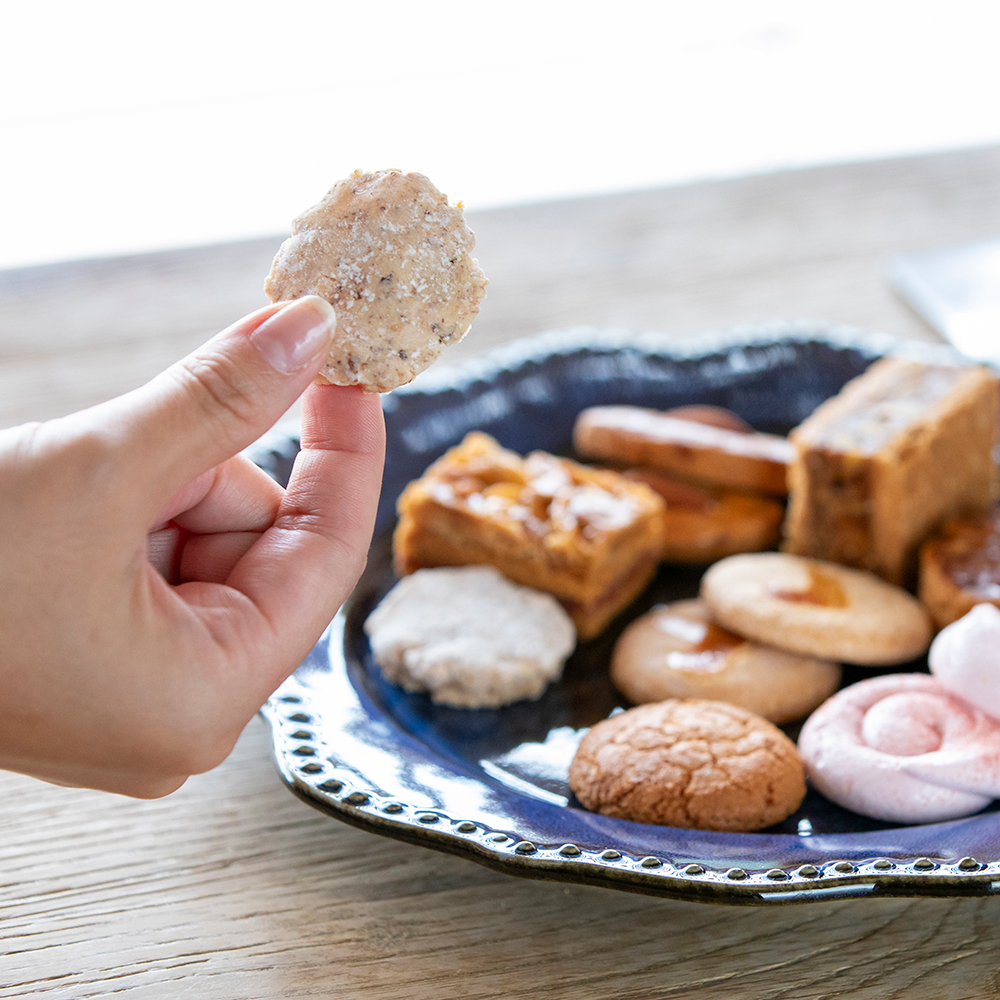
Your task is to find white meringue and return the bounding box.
[929,603,1000,716]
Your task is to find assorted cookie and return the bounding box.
[364,565,575,708]
[701,552,932,666]
[611,599,840,724]
[362,350,1000,831]
[265,169,488,392]
[568,699,806,831]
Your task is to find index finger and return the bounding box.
[222,382,385,675]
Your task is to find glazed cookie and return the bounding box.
[568,700,806,831]
[611,599,840,723]
[265,169,488,392]
[701,553,932,666]
[363,565,575,708]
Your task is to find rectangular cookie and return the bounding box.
[784,355,1000,584]
[393,432,665,639]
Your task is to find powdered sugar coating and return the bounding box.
[265,169,488,392]
[363,565,576,708]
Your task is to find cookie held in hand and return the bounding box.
[265,169,488,392]
[568,699,806,831]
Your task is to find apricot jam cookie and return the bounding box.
[568,700,806,831]
[701,553,932,666]
[611,599,840,723]
[265,169,488,392]
[364,565,575,708]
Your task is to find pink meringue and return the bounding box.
[929,602,1000,715]
[798,673,1000,823]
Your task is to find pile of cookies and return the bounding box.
[364,349,1000,833]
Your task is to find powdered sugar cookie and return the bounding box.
[611,599,840,723]
[701,553,932,665]
[568,699,806,831]
[265,169,488,392]
[363,565,575,708]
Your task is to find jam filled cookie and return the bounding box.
[623,468,784,563]
[265,169,488,392]
[364,565,575,708]
[611,599,840,723]
[700,553,932,666]
[568,700,806,831]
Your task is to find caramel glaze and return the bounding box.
[770,567,849,608]
[660,614,744,671]
[937,512,1000,595]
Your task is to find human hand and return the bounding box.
[0,297,385,797]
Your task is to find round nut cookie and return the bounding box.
[701,553,932,666]
[363,565,575,708]
[611,599,841,723]
[265,169,488,392]
[568,699,806,831]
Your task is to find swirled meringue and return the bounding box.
[929,602,1000,716]
[798,673,1000,823]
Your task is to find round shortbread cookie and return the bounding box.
[611,599,841,723]
[701,553,932,666]
[363,565,575,708]
[568,699,806,831]
[265,169,488,393]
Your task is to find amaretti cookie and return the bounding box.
[611,599,840,723]
[364,565,575,708]
[573,405,793,495]
[701,553,932,666]
[784,355,1000,584]
[919,506,1000,630]
[265,169,488,392]
[568,700,806,831]
[393,432,665,639]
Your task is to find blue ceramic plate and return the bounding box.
[257,324,1000,905]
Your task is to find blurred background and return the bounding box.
[2,0,1000,425]
[3,0,999,269]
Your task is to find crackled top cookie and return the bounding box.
[569,699,806,831]
[265,169,488,392]
[701,553,932,666]
[363,565,575,708]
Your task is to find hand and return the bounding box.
[0,297,385,797]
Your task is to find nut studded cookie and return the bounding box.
[364,565,575,708]
[569,700,806,831]
[701,552,932,666]
[265,169,488,392]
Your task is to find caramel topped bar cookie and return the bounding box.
[393,432,665,639]
[784,356,999,585]
[265,169,487,392]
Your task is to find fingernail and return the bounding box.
[250,296,335,374]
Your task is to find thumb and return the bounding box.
[99,296,336,507]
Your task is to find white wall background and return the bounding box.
[2,0,999,270]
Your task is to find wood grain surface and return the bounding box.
[3,145,1000,999]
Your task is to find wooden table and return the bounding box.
[4,146,1000,998]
